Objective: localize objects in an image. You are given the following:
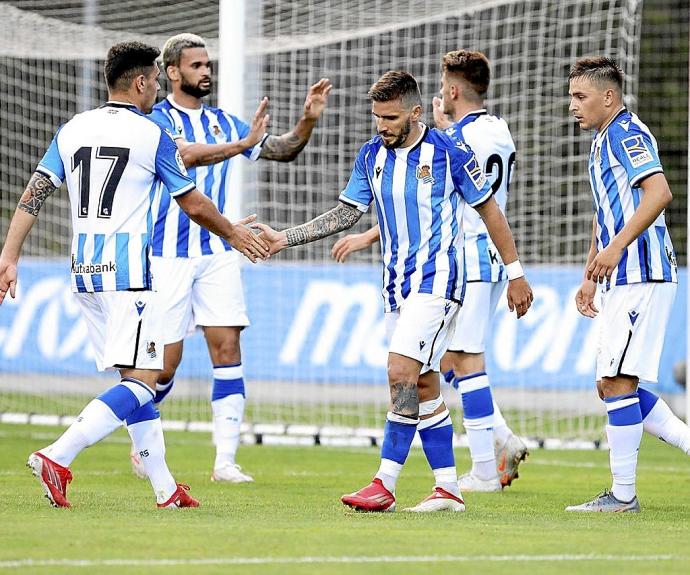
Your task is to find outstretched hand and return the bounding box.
[0,257,17,305]
[303,78,333,121]
[506,276,533,319]
[245,97,270,147]
[251,222,288,256]
[227,214,270,263]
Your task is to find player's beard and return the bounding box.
[180,77,212,99]
[381,118,412,149]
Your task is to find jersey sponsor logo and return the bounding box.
[621,135,654,168]
[628,310,639,326]
[416,164,435,184]
[135,300,146,316]
[70,256,116,275]
[665,245,677,269]
[375,166,382,179]
[174,149,188,175]
[212,124,222,136]
[419,340,426,350]
[464,156,488,190]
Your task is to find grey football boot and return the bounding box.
[565,489,641,513]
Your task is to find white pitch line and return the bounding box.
[0,554,678,569]
[530,458,690,474]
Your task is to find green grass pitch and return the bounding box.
[0,423,688,575]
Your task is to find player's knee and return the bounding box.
[387,362,417,387]
[444,350,485,377]
[599,375,637,398]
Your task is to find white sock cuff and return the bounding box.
[419,395,443,416]
[378,458,403,476]
[213,364,243,380]
[120,378,154,406]
[155,380,174,393]
[386,411,420,425]
[464,413,494,430]
[418,408,451,431]
[459,372,490,393]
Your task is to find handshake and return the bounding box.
[226,214,285,263]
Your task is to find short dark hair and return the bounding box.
[104,41,160,91]
[441,50,491,99]
[569,56,623,92]
[368,71,422,108]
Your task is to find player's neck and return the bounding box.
[399,122,425,148]
[170,89,203,111]
[106,92,141,110]
[596,105,626,133]
[452,100,485,123]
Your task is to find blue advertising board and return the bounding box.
[0,259,685,393]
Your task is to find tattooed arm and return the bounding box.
[251,202,363,255]
[259,78,332,162]
[0,172,57,303]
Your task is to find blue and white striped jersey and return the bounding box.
[589,109,677,286]
[37,102,195,293]
[148,96,261,258]
[340,125,493,312]
[444,110,516,283]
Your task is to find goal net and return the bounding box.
[1,0,686,443]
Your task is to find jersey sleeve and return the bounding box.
[154,129,196,197]
[608,123,663,187]
[36,126,65,186]
[148,108,180,138]
[448,141,492,206]
[338,145,373,212]
[227,114,264,161]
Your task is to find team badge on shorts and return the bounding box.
[146,341,157,359]
[416,164,435,185]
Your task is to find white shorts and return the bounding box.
[596,282,676,383]
[385,293,459,374]
[75,291,163,372]
[151,251,249,344]
[448,280,507,353]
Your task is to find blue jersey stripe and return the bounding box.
[75,233,87,293]
[215,112,234,251]
[400,146,421,299]
[175,111,197,258]
[631,186,650,280]
[476,233,492,282]
[199,112,217,256]
[152,179,170,257]
[115,233,130,289]
[380,150,399,308]
[446,191,460,299]
[419,146,447,293]
[140,232,150,288]
[600,144,628,284]
[91,234,104,292]
[655,226,672,281]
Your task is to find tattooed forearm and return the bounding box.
[390,382,420,419]
[259,132,308,162]
[285,203,362,247]
[18,172,57,216]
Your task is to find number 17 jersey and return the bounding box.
[36,102,195,293]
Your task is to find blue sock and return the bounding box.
[212,364,246,468]
[443,369,456,386]
[418,409,459,495]
[375,412,419,492]
[154,380,175,405]
[637,387,659,420]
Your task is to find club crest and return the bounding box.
[416,164,435,185]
